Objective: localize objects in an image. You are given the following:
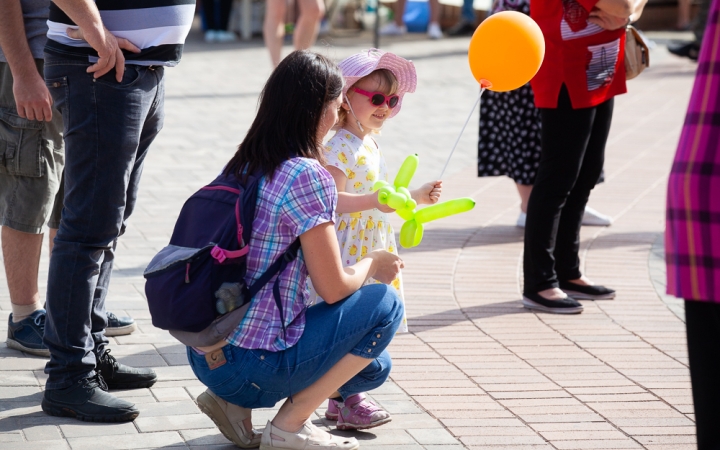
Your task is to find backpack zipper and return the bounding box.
[185,262,191,283]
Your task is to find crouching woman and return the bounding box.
[186,50,405,450]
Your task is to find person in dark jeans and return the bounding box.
[523,0,645,314]
[41,0,194,423]
[202,0,236,42]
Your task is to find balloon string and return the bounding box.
[438,88,485,180]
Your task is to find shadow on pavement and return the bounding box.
[408,299,526,333]
[400,225,524,253]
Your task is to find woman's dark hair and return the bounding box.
[225,50,344,181]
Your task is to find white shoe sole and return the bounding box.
[522,297,584,314]
[105,322,137,337]
[6,338,50,357]
[336,416,392,431]
[562,289,616,300]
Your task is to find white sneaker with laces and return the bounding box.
[582,206,613,226]
[427,22,443,39]
[204,30,218,42]
[379,22,407,36]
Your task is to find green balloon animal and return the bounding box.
[372,154,476,248]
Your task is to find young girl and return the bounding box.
[310,49,442,431]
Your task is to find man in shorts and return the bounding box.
[0,0,136,359]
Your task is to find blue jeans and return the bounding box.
[42,52,165,390]
[187,284,404,409]
[461,0,474,23]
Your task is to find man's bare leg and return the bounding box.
[2,226,43,321]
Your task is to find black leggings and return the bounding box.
[203,0,233,31]
[685,300,720,450]
[523,85,614,293]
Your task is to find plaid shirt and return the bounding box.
[665,0,720,303]
[227,158,337,350]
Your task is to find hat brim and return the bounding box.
[339,50,417,118]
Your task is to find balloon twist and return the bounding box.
[374,154,476,248]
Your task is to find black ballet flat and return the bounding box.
[522,292,584,314]
[559,281,616,300]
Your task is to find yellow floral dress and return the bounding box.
[308,129,408,333]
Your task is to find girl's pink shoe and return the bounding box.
[326,393,392,431]
[325,398,340,420]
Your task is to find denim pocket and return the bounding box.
[0,107,45,177]
[94,65,145,89]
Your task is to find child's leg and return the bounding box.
[327,351,393,430]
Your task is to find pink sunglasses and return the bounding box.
[351,87,400,108]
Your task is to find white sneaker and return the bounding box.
[215,30,237,42]
[204,30,218,42]
[519,207,611,228]
[427,22,443,39]
[582,206,613,226]
[516,212,527,228]
[379,22,407,36]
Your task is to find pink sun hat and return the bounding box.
[338,48,417,118]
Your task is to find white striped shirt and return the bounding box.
[46,0,195,67]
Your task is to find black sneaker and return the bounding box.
[522,292,584,314]
[105,312,137,337]
[667,41,700,61]
[96,349,157,389]
[42,374,139,422]
[559,281,616,300]
[7,309,50,357]
[447,20,476,36]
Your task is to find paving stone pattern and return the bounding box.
[0,27,699,449]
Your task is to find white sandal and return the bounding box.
[197,389,262,448]
[260,419,359,450]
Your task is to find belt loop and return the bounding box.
[223,344,234,363]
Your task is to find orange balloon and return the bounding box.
[468,11,545,92]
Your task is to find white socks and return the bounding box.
[11,301,42,323]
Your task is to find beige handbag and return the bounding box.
[625,25,650,80]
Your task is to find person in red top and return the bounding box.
[522,0,646,314]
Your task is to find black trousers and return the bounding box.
[523,85,614,293]
[685,300,720,450]
[203,0,233,31]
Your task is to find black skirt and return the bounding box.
[477,83,541,185]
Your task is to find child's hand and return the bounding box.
[371,192,397,213]
[413,181,443,205]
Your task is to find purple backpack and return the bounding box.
[143,171,299,346]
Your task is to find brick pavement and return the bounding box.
[0,27,700,449]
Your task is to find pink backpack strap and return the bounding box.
[210,245,250,264]
[202,184,245,248]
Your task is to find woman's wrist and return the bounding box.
[360,252,378,280]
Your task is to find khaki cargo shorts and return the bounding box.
[0,60,64,234]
